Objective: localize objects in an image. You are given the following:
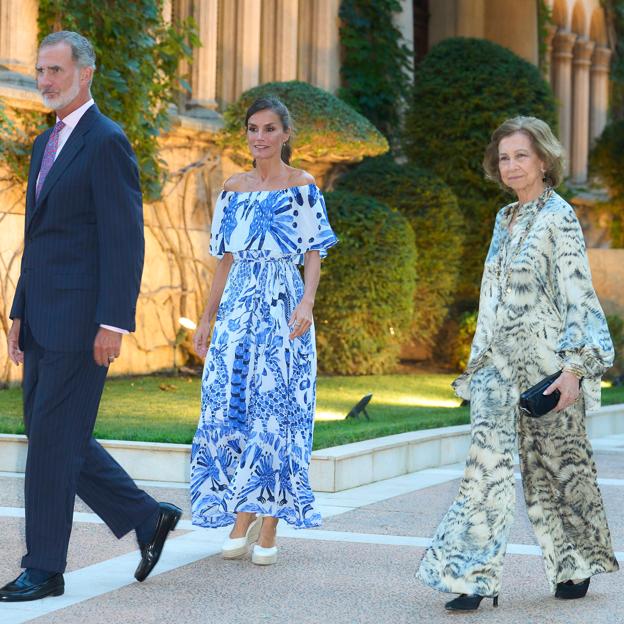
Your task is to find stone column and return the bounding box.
[310,0,341,93]
[428,0,457,48]
[162,0,173,23]
[219,0,238,105]
[543,23,557,82]
[484,1,538,65]
[297,0,313,83]
[236,0,262,96]
[260,0,277,83]
[551,30,577,176]
[260,0,298,83]
[0,0,38,76]
[188,0,219,113]
[590,45,612,143]
[275,0,299,81]
[571,38,595,183]
[456,0,485,38]
[393,0,414,76]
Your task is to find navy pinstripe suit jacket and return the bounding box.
[10,104,144,352]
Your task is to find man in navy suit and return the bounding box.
[1,31,181,602]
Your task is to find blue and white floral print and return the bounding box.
[191,184,337,529]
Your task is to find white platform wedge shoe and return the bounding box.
[221,516,263,559]
[251,544,278,565]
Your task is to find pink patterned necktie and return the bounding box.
[35,120,65,200]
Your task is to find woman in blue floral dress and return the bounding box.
[190,97,337,565]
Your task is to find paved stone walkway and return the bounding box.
[0,435,622,624]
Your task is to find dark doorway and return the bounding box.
[413,0,429,64]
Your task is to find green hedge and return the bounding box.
[315,191,417,374]
[335,155,464,346]
[404,37,557,305]
[589,122,624,247]
[590,121,624,197]
[606,314,624,382]
[220,80,388,167]
[433,310,478,372]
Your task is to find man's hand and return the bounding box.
[7,319,24,366]
[94,327,123,367]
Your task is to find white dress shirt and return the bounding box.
[42,98,128,335]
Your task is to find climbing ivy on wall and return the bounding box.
[1,0,196,200]
[538,0,554,73]
[0,104,48,188]
[337,0,412,143]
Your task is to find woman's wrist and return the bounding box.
[562,365,584,380]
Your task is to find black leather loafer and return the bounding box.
[0,570,64,602]
[134,502,182,582]
[555,578,590,599]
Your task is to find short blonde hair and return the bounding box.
[483,116,565,190]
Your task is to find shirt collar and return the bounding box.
[504,187,553,223]
[57,98,95,130]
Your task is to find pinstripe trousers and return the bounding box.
[417,364,618,596]
[21,326,158,573]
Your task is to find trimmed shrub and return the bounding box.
[315,191,417,374]
[435,310,478,372]
[404,37,557,305]
[606,314,624,383]
[590,122,624,247]
[220,81,388,168]
[335,155,464,346]
[590,121,624,197]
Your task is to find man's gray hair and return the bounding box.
[40,31,96,70]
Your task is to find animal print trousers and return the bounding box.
[417,364,619,596]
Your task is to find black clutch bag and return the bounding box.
[519,370,562,418]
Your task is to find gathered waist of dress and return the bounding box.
[231,250,300,264]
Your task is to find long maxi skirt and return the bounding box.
[417,364,618,596]
[190,251,322,529]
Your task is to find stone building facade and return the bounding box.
[0,0,619,383]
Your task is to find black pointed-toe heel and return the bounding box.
[444,593,499,611]
[555,578,590,600]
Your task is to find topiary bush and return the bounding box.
[404,37,557,305]
[335,155,464,346]
[590,120,624,197]
[606,314,624,383]
[315,191,417,374]
[589,122,624,247]
[434,310,478,372]
[220,81,388,169]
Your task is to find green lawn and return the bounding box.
[0,374,622,450]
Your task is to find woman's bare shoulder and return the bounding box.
[287,168,316,187]
[223,172,252,192]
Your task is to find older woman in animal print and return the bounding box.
[418,116,618,612]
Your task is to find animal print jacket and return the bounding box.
[453,189,614,411]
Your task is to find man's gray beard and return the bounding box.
[42,78,80,111]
